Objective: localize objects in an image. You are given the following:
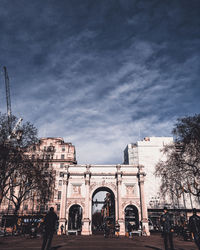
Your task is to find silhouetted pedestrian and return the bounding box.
[60,224,64,235]
[41,207,58,250]
[189,208,200,250]
[127,223,132,238]
[115,222,120,238]
[160,207,174,250]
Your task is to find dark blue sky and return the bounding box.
[0,0,199,163]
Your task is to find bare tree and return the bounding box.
[5,154,54,216]
[0,113,54,213]
[0,144,22,205]
[155,114,200,203]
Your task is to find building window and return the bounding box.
[47,146,54,152]
[59,180,62,186]
[62,147,65,152]
[58,191,61,200]
[60,163,64,168]
[60,172,64,177]
[57,204,60,211]
[61,154,65,159]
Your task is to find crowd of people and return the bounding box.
[1,206,200,250]
[160,207,200,250]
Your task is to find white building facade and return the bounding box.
[124,137,173,208]
[124,137,198,210]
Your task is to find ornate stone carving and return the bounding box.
[101,180,106,186]
[121,199,140,211]
[72,185,81,195]
[80,201,85,208]
[126,185,134,196]
[63,180,68,185]
[85,180,90,185]
[89,183,96,191]
[86,164,91,171]
[116,164,121,171]
[117,179,122,185]
[89,181,117,197]
[135,201,140,208]
[67,200,72,207]
[110,183,117,191]
[122,201,126,208]
[67,198,85,209]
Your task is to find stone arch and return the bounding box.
[91,186,116,234]
[122,201,140,220]
[67,200,84,214]
[89,182,117,201]
[124,204,140,231]
[68,204,83,232]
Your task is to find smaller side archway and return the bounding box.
[68,204,83,233]
[124,205,139,232]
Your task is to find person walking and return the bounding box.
[160,207,174,250]
[115,222,120,238]
[60,224,64,235]
[189,208,200,250]
[127,222,132,238]
[41,207,58,250]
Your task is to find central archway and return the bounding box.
[92,187,115,234]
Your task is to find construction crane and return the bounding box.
[3,66,23,141]
[7,117,23,140]
[3,66,12,132]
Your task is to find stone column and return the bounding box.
[115,166,119,222]
[82,165,91,235]
[116,165,125,235]
[58,176,69,235]
[137,167,150,236]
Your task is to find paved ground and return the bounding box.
[0,233,198,250]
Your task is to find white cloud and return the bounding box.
[3,2,198,165]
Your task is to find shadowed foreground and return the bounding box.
[0,234,197,250]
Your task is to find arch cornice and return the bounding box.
[121,199,140,213]
[89,181,117,199]
[66,198,85,213]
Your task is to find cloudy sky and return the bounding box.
[0,0,199,164]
